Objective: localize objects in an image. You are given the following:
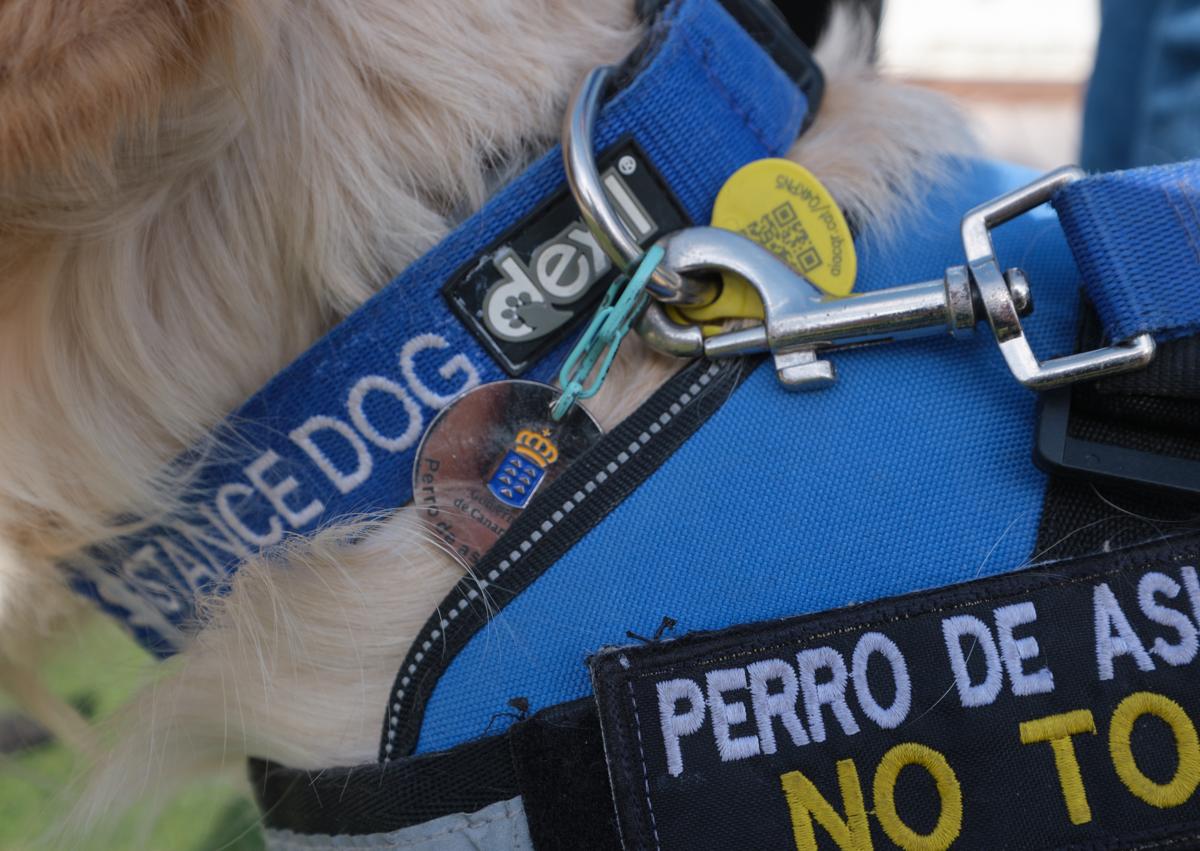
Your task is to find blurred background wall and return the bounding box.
[880,0,1099,168]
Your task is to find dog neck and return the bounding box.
[0,0,640,561]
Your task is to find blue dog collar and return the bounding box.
[63,0,819,655]
[64,0,1200,665]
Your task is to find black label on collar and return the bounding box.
[444,139,688,376]
[590,537,1200,850]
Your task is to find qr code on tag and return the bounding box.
[741,202,822,274]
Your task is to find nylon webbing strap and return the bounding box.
[1053,160,1200,343]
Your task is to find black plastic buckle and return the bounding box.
[1035,301,1200,495]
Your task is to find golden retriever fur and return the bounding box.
[0,0,972,823]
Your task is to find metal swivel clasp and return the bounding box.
[562,64,1154,392]
[637,168,1156,391]
[642,228,1032,390]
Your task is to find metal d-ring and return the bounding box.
[961,166,1156,389]
[562,65,717,312]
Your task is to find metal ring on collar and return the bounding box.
[562,65,717,308]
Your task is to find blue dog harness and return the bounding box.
[66,0,1200,848]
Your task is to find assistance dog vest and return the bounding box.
[65,0,1200,848]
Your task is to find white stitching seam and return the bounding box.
[383,363,721,755]
[627,679,663,851]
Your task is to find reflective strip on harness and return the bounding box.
[264,798,533,851]
[590,535,1200,851]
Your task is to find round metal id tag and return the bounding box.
[413,381,601,566]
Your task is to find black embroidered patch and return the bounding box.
[590,535,1200,850]
[443,139,688,376]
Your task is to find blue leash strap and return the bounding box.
[1053,159,1200,343]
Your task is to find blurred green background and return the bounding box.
[0,619,263,851]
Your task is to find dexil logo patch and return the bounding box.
[444,139,688,375]
[590,539,1200,851]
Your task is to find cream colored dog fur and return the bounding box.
[0,0,971,821]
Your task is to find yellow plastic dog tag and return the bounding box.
[674,158,856,325]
